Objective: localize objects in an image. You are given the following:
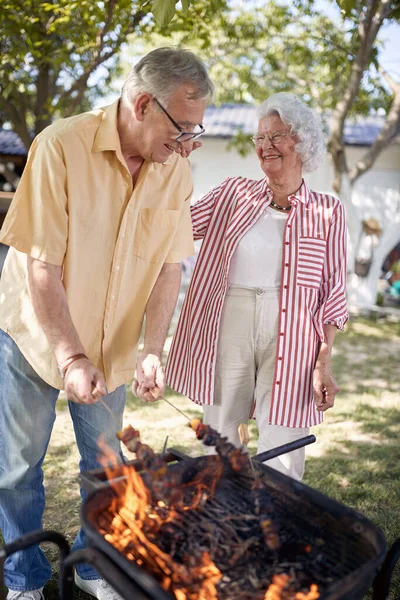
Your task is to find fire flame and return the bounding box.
[264,574,320,599]
[97,434,319,600]
[98,436,222,599]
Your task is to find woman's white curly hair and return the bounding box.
[257,92,327,173]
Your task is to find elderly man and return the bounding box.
[0,47,213,599]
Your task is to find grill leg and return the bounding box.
[0,554,6,600]
[63,549,155,600]
[0,530,71,599]
[372,538,400,600]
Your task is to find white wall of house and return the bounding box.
[189,138,400,307]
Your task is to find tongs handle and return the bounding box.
[252,434,316,463]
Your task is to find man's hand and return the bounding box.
[133,352,165,402]
[64,358,107,404]
[313,360,339,412]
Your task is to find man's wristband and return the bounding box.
[57,353,88,379]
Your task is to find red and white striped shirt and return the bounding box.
[166,177,348,428]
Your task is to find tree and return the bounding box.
[2,0,399,306]
[138,0,400,305]
[0,0,226,149]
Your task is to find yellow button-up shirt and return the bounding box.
[0,100,194,391]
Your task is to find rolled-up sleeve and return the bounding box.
[191,182,225,241]
[0,134,68,266]
[318,200,349,332]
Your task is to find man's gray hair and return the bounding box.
[257,93,327,173]
[122,47,214,107]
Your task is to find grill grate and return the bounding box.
[82,454,387,600]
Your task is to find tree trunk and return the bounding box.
[336,172,360,270]
[35,63,53,136]
[326,1,397,309]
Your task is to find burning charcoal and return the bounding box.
[227,536,260,566]
[295,584,320,599]
[262,573,320,600]
[157,521,186,557]
[277,541,317,563]
[251,478,280,551]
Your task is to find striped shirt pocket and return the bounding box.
[297,237,326,289]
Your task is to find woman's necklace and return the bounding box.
[269,199,291,211]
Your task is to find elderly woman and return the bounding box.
[166,93,348,481]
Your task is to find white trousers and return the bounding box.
[203,286,309,481]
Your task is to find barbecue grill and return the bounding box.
[1,437,399,600]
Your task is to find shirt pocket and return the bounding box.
[297,237,326,289]
[133,208,180,264]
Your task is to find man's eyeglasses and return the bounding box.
[153,97,205,143]
[251,132,295,146]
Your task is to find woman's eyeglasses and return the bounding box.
[251,132,295,146]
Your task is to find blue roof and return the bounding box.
[342,118,383,146]
[202,104,388,146]
[0,129,27,156]
[203,104,258,137]
[0,106,392,155]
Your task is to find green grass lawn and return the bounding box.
[1,316,399,599]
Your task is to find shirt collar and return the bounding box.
[92,99,173,167]
[264,178,310,206]
[291,179,310,205]
[92,100,121,153]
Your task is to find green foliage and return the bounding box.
[134,0,398,165]
[0,0,226,146]
[1,0,151,144]
[226,130,253,157]
[1,0,399,166]
[152,0,177,27]
[140,0,397,114]
[181,0,191,13]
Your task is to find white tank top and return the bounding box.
[228,206,288,288]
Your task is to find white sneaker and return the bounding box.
[7,589,44,600]
[74,573,122,600]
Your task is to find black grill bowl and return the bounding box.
[81,454,387,600]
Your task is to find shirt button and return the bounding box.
[284,285,288,289]
[106,324,110,329]
[278,357,283,360]
[287,224,291,228]
[276,381,280,385]
[282,309,286,312]
[111,295,115,300]
[116,266,120,271]
[279,332,284,336]
[285,263,289,267]
[285,242,289,245]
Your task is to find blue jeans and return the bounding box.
[0,329,126,591]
